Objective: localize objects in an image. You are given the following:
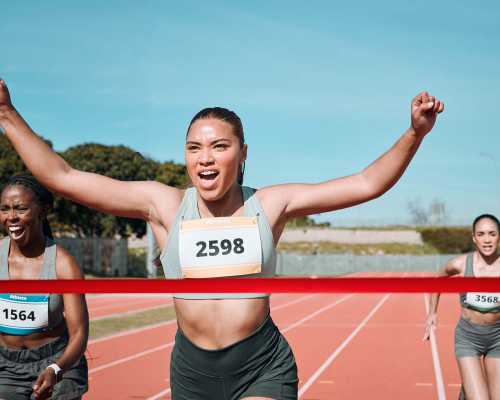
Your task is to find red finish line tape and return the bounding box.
[0,278,499,293]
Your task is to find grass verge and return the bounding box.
[277,241,439,255]
[89,305,177,340]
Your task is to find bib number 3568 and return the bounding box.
[473,294,499,303]
[196,238,245,257]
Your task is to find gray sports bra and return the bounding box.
[0,237,64,331]
[460,253,500,313]
[160,186,276,299]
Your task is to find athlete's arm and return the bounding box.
[0,79,181,222]
[423,255,464,341]
[32,247,89,399]
[261,92,444,221]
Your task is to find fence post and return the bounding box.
[146,223,157,278]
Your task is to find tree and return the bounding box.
[407,198,448,226]
[286,216,331,228]
[155,161,189,188]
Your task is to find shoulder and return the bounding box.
[254,184,289,206]
[54,245,84,279]
[444,254,467,276]
[148,184,186,227]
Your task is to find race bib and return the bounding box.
[0,294,49,335]
[465,292,500,311]
[179,217,262,278]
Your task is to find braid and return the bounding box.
[4,174,54,239]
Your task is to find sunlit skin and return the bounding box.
[425,217,500,400]
[185,118,247,216]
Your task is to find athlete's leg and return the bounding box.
[484,356,500,400]
[457,357,489,400]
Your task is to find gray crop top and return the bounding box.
[160,186,276,299]
[459,253,500,313]
[0,237,64,331]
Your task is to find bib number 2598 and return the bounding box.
[196,238,245,257]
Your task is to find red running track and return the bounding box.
[83,273,463,399]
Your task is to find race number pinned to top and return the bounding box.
[465,292,500,312]
[0,294,50,335]
[179,217,262,278]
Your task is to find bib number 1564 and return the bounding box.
[196,238,245,257]
[2,308,36,321]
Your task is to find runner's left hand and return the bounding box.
[32,368,57,400]
[411,91,444,138]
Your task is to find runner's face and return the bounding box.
[185,118,246,201]
[0,186,45,247]
[473,218,499,257]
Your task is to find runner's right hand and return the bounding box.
[0,79,13,110]
[423,312,437,341]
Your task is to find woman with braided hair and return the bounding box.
[0,78,443,399]
[0,174,88,400]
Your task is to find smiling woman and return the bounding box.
[0,174,89,400]
[0,78,444,400]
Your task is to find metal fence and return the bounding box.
[56,238,128,276]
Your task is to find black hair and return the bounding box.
[3,174,54,239]
[187,107,246,185]
[472,214,500,233]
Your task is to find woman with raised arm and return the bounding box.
[424,214,500,400]
[0,174,88,400]
[0,78,443,400]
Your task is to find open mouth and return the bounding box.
[8,226,25,240]
[198,170,219,181]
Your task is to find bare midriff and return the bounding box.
[174,297,270,350]
[462,307,500,325]
[0,321,67,350]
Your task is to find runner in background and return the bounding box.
[424,214,500,400]
[0,78,443,399]
[0,174,89,400]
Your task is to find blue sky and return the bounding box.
[2,1,499,225]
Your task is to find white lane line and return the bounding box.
[89,319,177,345]
[424,293,447,400]
[298,294,391,398]
[90,304,173,322]
[272,294,318,311]
[89,341,174,374]
[146,387,171,400]
[281,295,354,334]
[145,294,353,400]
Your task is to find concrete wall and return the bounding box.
[280,228,423,244]
[276,252,457,276]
